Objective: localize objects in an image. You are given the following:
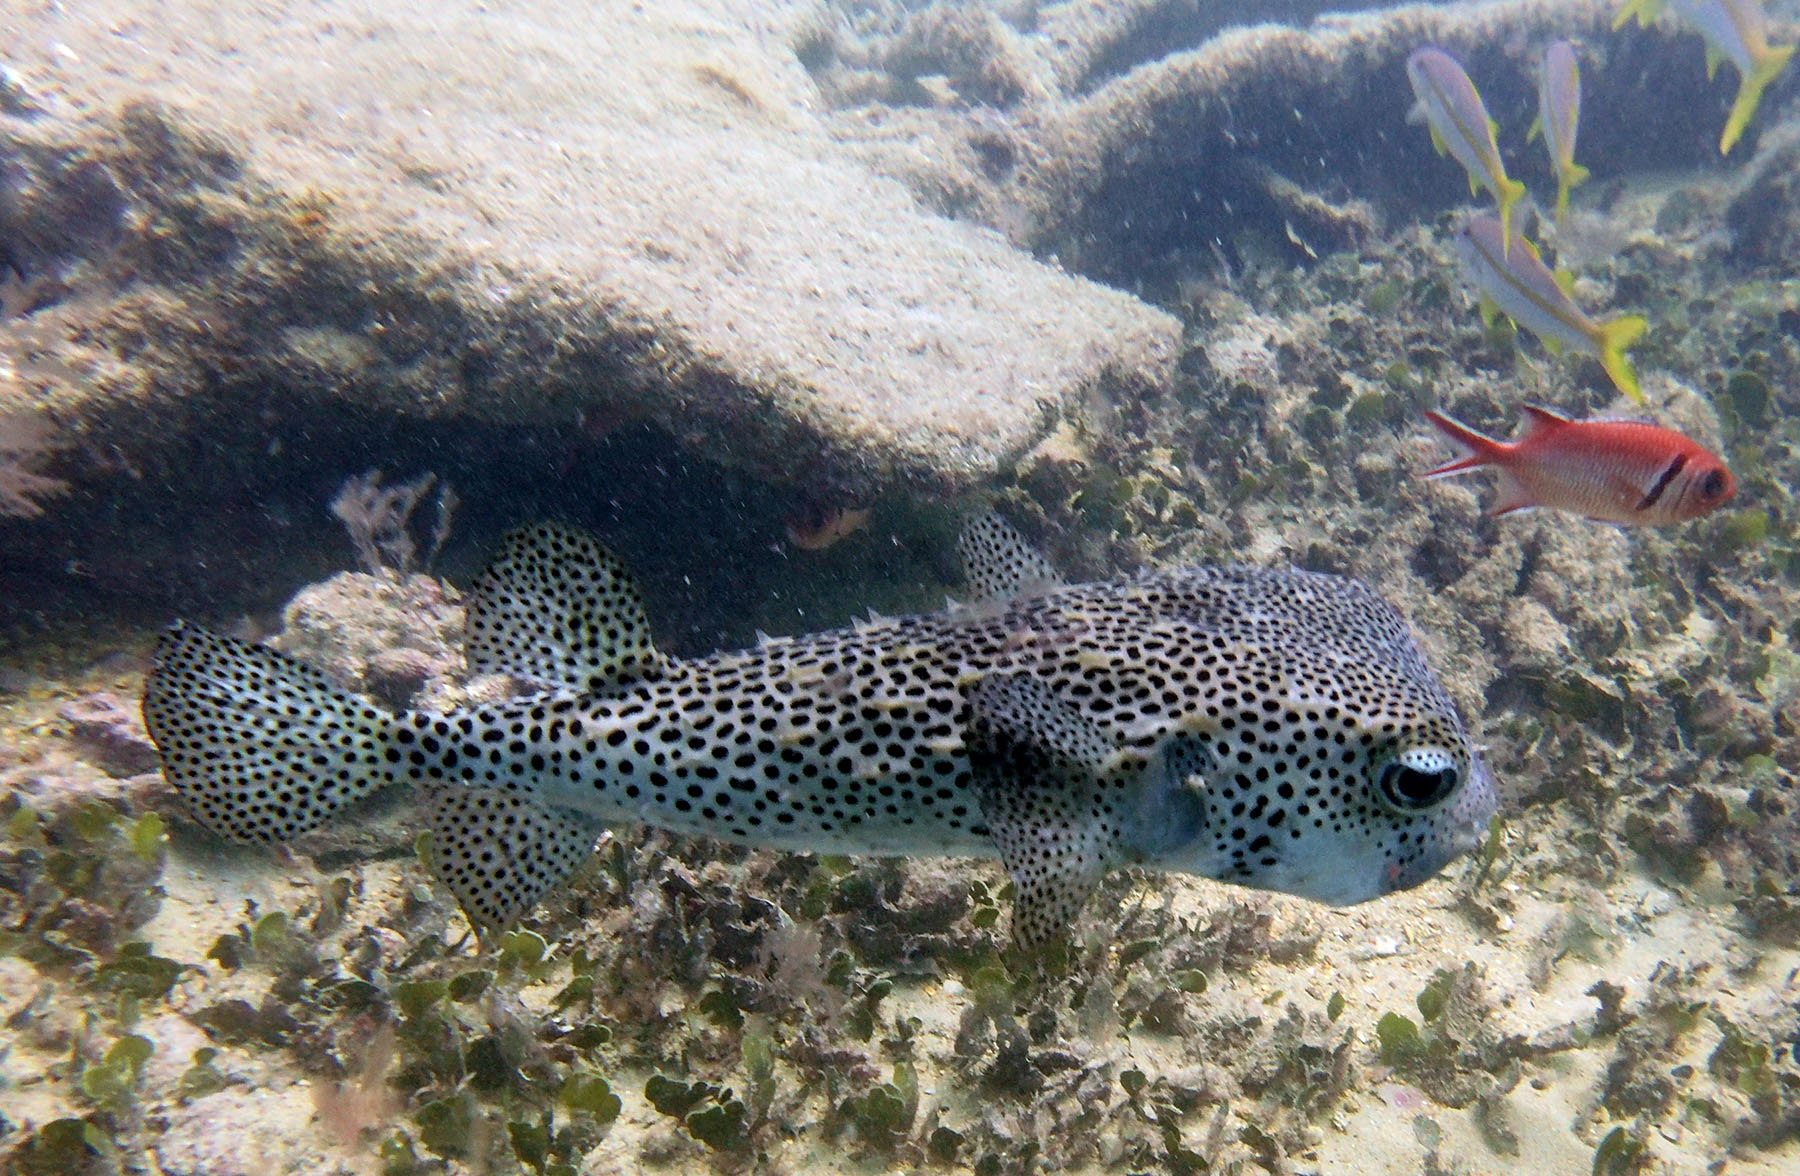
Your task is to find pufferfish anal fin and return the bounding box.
[965,671,1128,949]
[423,782,610,935]
[466,522,669,692]
[956,513,1067,605]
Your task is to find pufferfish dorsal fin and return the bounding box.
[465,522,669,692]
[965,671,1131,949]
[956,513,1066,605]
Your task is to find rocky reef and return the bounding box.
[0,0,1783,626]
[3,1,1800,1174]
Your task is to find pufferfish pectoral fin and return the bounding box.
[423,782,609,936]
[965,671,1126,949]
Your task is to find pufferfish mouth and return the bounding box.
[1384,808,1495,895]
[1258,862,1391,907]
[1385,854,1451,895]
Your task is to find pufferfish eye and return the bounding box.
[1376,747,1461,811]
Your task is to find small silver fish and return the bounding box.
[143,517,1496,947]
[1529,41,1589,225]
[1407,46,1529,253]
[1455,212,1649,403]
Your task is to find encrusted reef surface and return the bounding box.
[0,0,1777,624]
[0,0,1177,625]
[0,0,1177,492]
[819,0,1754,286]
[5,2,1800,1175]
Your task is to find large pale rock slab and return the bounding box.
[2,0,1178,495]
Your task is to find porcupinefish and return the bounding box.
[142,516,1496,947]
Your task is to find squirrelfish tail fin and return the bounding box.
[1421,410,1508,479]
[1597,315,1649,403]
[1720,43,1795,155]
[142,622,398,845]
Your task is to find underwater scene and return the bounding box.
[4,0,1800,1172]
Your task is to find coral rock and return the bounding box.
[58,689,162,777]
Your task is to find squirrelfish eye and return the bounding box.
[1698,469,1729,499]
[1376,747,1461,811]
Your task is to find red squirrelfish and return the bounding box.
[1422,405,1736,524]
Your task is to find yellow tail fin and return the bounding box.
[1597,315,1649,403]
[1612,0,1666,32]
[1497,176,1528,257]
[1554,162,1591,225]
[1721,44,1796,155]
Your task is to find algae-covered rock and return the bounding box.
[3,0,1178,512]
[271,572,464,709]
[57,691,160,778]
[1727,122,1800,269]
[829,0,1745,285]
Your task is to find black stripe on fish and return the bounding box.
[1636,453,1688,512]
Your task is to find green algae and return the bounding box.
[557,1073,621,1123]
[1721,508,1771,550]
[1363,276,1405,315]
[77,1034,154,1110]
[1724,369,1772,425]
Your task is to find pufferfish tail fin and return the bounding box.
[142,622,400,844]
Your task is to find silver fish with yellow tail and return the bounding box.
[1455,213,1649,403]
